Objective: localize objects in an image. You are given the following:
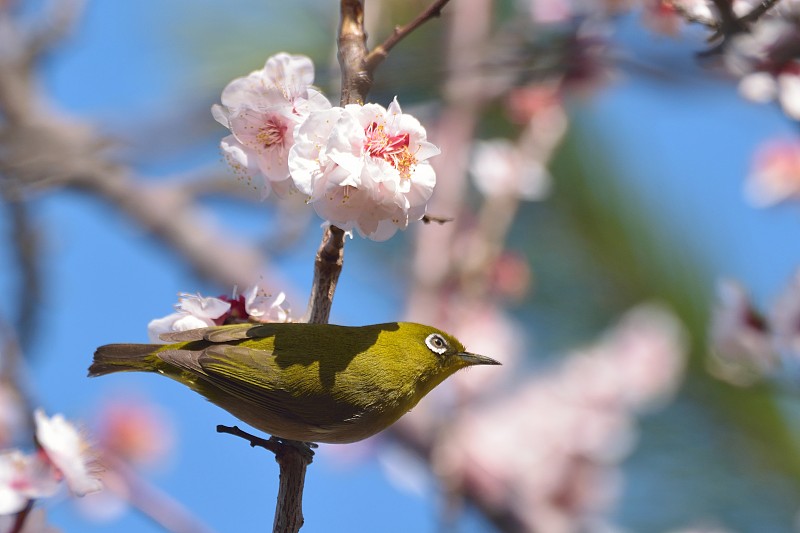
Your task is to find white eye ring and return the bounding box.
[425,333,448,355]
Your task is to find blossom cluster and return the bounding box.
[726,17,800,122]
[214,53,440,241]
[148,286,290,342]
[431,304,686,532]
[0,410,101,515]
[709,271,800,386]
[745,138,800,207]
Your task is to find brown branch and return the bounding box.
[264,2,390,530]
[0,185,40,352]
[421,213,454,225]
[9,500,33,533]
[305,225,346,324]
[364,0,452,74]
[338,0,371,105]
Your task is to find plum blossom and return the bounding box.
[95,399,174,467]
[242,286,291,323]
[708,280,776,385]
[149,287,291,342]
[147,293,231,342]
[34,410,102,497]
[212,53,331,198]
[745,138,800,207]
[470,139,551,200]
[0,450,59,514]
[429,304,686,532]
[289,98,440,241]
[725,20,800,121]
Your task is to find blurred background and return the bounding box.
[2,0,800,531]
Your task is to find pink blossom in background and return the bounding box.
[470,139,552,201]
[289,98,440,241]
[95,400,174,468]
[0,450,59,514]
[446,305,523,402]
[212,53,332,199]
[708,279,776,385]
[770,269,800,365]
[726,20,800,121]
[745,138,800,207]
[430,304,685,532]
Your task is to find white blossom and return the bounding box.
[289,98,440,241]
[212,52,331,199]
[34,410,102,497]
[0,450,59,514]
[243,287,291,323]
[147,293,230,343]
[470,139,551,200]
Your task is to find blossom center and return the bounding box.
[256,119,287,150]
[364,122,416,179]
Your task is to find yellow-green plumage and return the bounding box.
[89,322,499,444]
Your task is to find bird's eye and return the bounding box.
[425,333,448,355]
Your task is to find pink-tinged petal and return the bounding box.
[34,410,102,497]
[211,104,230,128]
[178,294,230,320]
[739,72,777,104]
[263,53,315,98]
[219,72,265,110]
[0,451,59,514]
[387,96,402,116]
[300,88,334,113]
[172,314,213,332]
[745,139,800,207]
[244,287,291,322]
[147,312,186,343]
[291,98,439,241]
[214,53,329,200]
[778,71,800,120]
[255,144,291,182]
[220,136,271,199]
[413,140,442,162]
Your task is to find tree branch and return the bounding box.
[364,0,452,74]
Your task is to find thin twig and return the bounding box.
[364,0,453,73]
[9,500,33,533]
[217,425,317,462]
[421,214,454,225]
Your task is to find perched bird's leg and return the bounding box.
[270,437,318,462]
[216,425,316,462]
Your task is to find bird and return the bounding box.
[89,322,500,444]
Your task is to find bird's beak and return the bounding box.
[457,352,501,366]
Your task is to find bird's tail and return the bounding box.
[88,344,160,377]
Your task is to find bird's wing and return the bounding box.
[197,345,357,428]
[158,323,279,343]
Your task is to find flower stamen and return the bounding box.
[364,122,417,179]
